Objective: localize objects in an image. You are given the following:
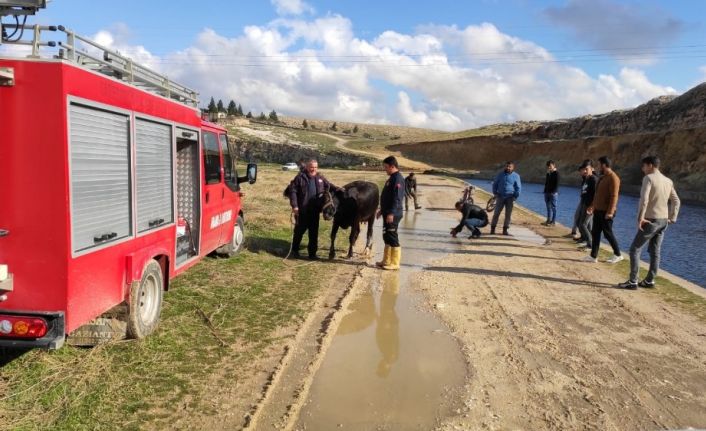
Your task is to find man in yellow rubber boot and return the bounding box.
[376,156,405,270]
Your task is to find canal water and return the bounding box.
[469,180,706,288]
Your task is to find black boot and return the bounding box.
[490,226,496,235]
[502,227,509,236]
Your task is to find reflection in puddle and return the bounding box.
[296,209,467,430]
[376,274,399,378]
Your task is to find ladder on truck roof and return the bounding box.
[1,23,199,107]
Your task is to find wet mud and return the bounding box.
[295,209,468,430]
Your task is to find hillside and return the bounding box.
[390,82,706,203]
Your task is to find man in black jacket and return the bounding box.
[376,156,405,270]
[288,159,337,259]
[450,201,488,239]
[543,160,560,226]
[404,172,422,211]
[576,159,598,250]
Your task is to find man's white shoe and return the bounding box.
[605,255,624,264]
[581,255,598,263]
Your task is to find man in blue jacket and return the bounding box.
[490,161,522,235]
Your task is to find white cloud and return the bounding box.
[22,16,678,132]
[271,0,314,16]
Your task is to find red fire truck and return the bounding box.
[0,14,257,348]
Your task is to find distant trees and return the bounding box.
[207,97,217,114]
[353,125,359,133]
[269,110,279,122]
[330,122,337,131]
[302,119,309,129]
[217,99,225,113]
[246,111,253,118]
[258,112,267,121]
[227,100,237,116]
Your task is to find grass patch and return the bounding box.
[0,166,385,431]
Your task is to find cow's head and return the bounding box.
[322,189,342,221]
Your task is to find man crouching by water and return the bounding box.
[451,200,489,239]
[376,156,405,270]
[288,158,338,260]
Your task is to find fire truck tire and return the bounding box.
[218,215,245,258]
[127,260,163,339]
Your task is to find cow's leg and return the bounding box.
[364,217,375,256]
[329,222,339,259]
[348,223,360,258]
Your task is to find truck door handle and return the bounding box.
[206,191,210,203]
[93,232,118,243]
[148,218,165,228]
[221,188,225,199]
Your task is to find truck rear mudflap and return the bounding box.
[0,310,65,349]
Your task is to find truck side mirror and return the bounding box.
[247,163,257,184]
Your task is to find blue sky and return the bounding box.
[7,0,706,130]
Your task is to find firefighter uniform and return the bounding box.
[377,171,405,270]
[288,171,336,258]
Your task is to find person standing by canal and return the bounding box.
[542,160,560,226]
[376,156,405,270]
[575,160,598,250]
[288,158,338,260]
[404,172,422,211]
[583,156,623,263]
[490,161,522,235]
[618,156,681,290]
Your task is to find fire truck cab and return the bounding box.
[0,24,257,348]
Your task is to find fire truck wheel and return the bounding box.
[127,260,163,339]
[218,215,245,258]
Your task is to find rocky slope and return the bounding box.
[391,82,706,203]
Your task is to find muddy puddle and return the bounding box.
[295,210,468,430]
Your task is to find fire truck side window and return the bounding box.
[203,131,221,184]
[220,134,239,192]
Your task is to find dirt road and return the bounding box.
[249,174,706,430]
[419,176,706,430]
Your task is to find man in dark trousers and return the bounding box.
[450,200,489,239]
[584,156,622,264]
[542,160,559,226]
[576,160,598,250]
[490,161,522,235]
[288,159,337,260]
[376,156,405,270]
[404,172,422,211]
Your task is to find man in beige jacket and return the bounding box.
[618,156,680,290]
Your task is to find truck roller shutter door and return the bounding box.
[135,119,173,233]
[69,104,131,253]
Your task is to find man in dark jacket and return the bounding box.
[450,201,488,239]
[404,172,422,211]
[376,156,405,270]
[576,160,598,250]
[543,160,560,226]
[288,159,337,259]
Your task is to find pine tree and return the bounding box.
[237,104,243,116]
[217,99,225,113]
[330,122,337,131]
[227,100,237,115]
[353,125,359,133]
[246,111,253,118]
[269,110,279,122]
[258,112,266,120]
[302,119,308,129]
[207,97,217,113]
